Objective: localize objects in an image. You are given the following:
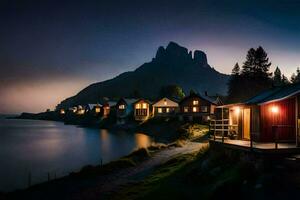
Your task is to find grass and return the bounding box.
[136,117,210,143]
[113,145,209,200]
[177,123,210,140]
[72,148,152,179]
[111,145,270,200]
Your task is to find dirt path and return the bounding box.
[71,141,207,200]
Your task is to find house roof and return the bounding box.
[152,97,179,107]
[118,98,139,106]
[180,93,219,105]
[107,101,117,107]
[86,104,102,110]
[133,98,152,105]
[245,83,300,105]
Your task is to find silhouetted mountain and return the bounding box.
[57,42,229,109]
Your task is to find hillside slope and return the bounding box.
[57,42,229,109]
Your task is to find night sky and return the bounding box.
[1,0,300,114]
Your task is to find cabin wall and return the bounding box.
[179,97,212,115]
[260,97,296,142]
[251,105,260,141]
[134,100,151,121]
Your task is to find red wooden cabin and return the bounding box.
[214,83,300,145]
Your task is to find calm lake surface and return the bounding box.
[0,118,152,192]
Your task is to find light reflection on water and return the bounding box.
[0,119,152,192]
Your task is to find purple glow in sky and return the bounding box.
[0,0,300,113]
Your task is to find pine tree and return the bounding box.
[255,46,272,78]
[273,66,282,86]
[232,63,240,75]
[291,67,300,84]
[227,63,242,102]
[241,48,256,76]
[228,46,272,103]
[282,74,290,85]
[241,46,271,78]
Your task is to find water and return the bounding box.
[0,118,152,192]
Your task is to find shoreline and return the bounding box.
[1,141,185,198]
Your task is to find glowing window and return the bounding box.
[193,107,197,112]
[142,103,147,109]
[166,108,170,113]
[193,100,199,105]
[184,107,189,112]
[164,99,167,105]
[136,104,141,109]
[158,108,162,113]
[95,107,101,113]
[60,109,65,114]
[119,104,125,109]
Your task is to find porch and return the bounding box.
[210,118,300,154]
[210,138,300,154]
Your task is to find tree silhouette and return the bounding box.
[227,47,273,103]
[273,66,289,86]
[159,85,185,100]
[291,67,300,84]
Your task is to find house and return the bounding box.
[76,105,85,115]
[116,98,137,124]
[102,101,117,118]
[60,109,65,115]
[213,83,300,146]
[133,99,152,121]
[179,92,220,122]
[152,97,179,117]
[85,104,102,116]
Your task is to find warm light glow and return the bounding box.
[164,99,167,105]
[166,108,170,113]
[136,103,141,109]
[193,100,199,105]
[95,107,100,113]
[184,107,188,112]
[119,104,125,109]
[135,133,151,148]
[77,110,85,115]
[142,103,147,109]
[158,108,162,113]
[271,106,279,114]
[60,109,65,114]
[193,107,197,112]
[234,107,240,115]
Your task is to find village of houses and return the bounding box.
[58,82,300,153]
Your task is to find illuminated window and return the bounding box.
[95,107,101,113]
[119,104,125,109]
[60,109,65,114]
[136,104,141,109]
[193,107,197,112]
[193,100,199,105]
[184,107,189,112]
[158,108,162,113]
[166,108,170,113]
[142,103,147,109]
[164,99,167,105]
[201,106,208,112]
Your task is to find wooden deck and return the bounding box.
[210,137,300,154]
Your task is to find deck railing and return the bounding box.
[210,119,238,142]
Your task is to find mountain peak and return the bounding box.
[165,41,188,55]
[194,50,208,66]
[155,42,209,67]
